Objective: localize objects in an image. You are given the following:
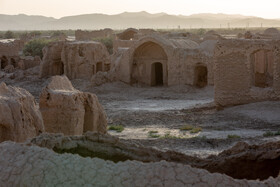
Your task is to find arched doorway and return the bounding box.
[132,41,168,86]
[194,65,208,88]
[151,62,163,86]
[251,50,273,88]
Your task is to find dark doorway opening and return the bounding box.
[151,62,163,86]
[11,58,16,67]
[252,50,274,88]
[92,65,95,75]
[0,126,11,142]
[96,62,103,73]
[0,56,8,69]
[54,60,64,75]
[195,66,208,88]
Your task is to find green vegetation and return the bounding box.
[148,131,160,138]
[108,125,124,133]
[30,31,42,37]
[263,131,274,137]
[4,31,15,39]
[227,134,241,139]
[51,30,65,37]
[196,28,206,36]
[263,131,280,137]
[23,39,52,58]
[160,132,180,139]
[190,127,202,134]
[180,125,194,131]
[93,37,113,54]
[180,125,202,134]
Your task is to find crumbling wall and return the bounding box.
[61,41,110,80]
[40,41,110,80]
[214,39,280,106]
[40,42,65,78]
[111,48,131,83]
[0,40,24,57]
[18,56,41,70]
[0,40,25,70]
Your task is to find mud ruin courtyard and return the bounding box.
[0,26,280,186]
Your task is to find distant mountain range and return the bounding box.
[1,11,280,30]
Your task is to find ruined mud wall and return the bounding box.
[214,39,280,106]
[40,41,111,80]
[61,41,110,80]
[75,29,113,41]
[182,50,214,86]
[40,42,65,78]
[18,56,41,70]
[113,39,136,52]
[0,40,24,57]
[0,40,25,69]
[112,36,214,87]
[111,48,131,83]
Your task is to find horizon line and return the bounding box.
[0,11,279,20]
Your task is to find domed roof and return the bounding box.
[264,28,280,35]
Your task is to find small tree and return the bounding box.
[51,31,65,37]
[93,37,113,54]
[23,39,51,58]
[30,31,42,37]
[196,28,206,36]
[4,31,15,39]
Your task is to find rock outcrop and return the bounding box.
[0,82,44,142]
[39,76,107,135]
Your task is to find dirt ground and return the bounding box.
[2,75,280,158]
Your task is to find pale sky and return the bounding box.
[1,0,280,19]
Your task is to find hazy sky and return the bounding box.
[1,0,280,19]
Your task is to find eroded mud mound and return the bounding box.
[1,140,280,186]
[31,132,280,181]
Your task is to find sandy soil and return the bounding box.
[2,76,280,157]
